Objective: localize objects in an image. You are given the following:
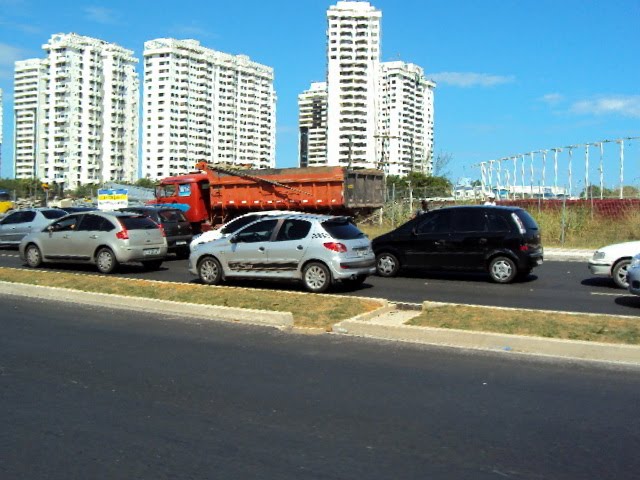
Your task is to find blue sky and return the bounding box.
[0,0,638,189]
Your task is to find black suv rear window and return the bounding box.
[514,210,539,230]
[120,216,158,230]
[322,218,364,240]
[159,209,187,223]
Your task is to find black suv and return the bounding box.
[120,206,193,258]
[372,206,543,283]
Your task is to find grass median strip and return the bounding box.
[407,303,640,345]
[0,267,382,329]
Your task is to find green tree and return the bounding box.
[135,177,157,189]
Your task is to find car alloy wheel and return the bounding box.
[198,256,222,285]
[489,256,517,283]
[25,244,42,268]
[612,259,631,289]
[303,262,331,293]
[376,252,399,277]
[96,248,118,274]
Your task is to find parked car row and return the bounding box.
[7,203,640,298]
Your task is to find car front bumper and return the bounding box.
[588,262,612,276]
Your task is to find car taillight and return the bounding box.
[116,229,129,240]
[323,242,347,253]
[158,224,166,237]
[519,245,529,252]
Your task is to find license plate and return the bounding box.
[176,241,187,246]
[144,248,160,256]
[355,248,370,257]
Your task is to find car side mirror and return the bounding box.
[229,235,238,244]
[411,227,418,236]
[47,225,55,232]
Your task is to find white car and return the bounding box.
[588,241,640,288]
[190,211,302,250]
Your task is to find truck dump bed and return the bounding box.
[207,166,385,212]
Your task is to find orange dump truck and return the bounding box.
[151,162,385,232]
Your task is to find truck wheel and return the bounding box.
[96,248,118,274]
[303,262,331,293]
[489,256,517,283]
[198,256,222,285]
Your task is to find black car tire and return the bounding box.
[302,262,332,293]
[612,259,631,289]
[142,260,163,271]
[25,244,43,268]
[376,252,400,277]
[96,247,118,274]
[198,256,222,285]
[488,256,518,284]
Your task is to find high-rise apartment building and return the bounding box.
[298,82,328,168]
[13,33,139,189]
[301,1,436,176]
[326,1,381,169]
[378,61,436,176]
[142,39,276,180]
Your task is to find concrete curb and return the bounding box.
[0,281,294,329]
[334,301,640,366]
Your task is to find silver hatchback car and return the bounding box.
[19,211,168,273]
[189,214,375,292]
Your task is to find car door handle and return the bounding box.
[89,235,98,239]
[434,240,445,246]
[258,246,265,252]
[479,238,488,244]
[296,245,304,250]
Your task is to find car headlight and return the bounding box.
[592,251,606,261]
[630,256,640,268]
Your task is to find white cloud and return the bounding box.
[540,93,564,105]
[570,95,640,118]
[83,6,120,25]
[429,72,515,87]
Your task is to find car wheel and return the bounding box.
[303,262,331,293]
[142,260,163,271]
[96,247,118,274]
[612,259,631,288]
[25,244,43,268]
[376,252,400,277]
[198,256,222,285]
[489,256,518,283]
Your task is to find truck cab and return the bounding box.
[153,173,211,233]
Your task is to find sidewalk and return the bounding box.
[544,247,593,262]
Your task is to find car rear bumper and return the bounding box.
[330,258,376,279]
[115,245,168,262]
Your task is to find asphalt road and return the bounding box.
[1,248,639,316]
[2,295,639,480]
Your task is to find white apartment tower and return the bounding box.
[378,61,436,176]
[298,82,327,167]
[13,33,139,189]
[143,39,276,179]
[326,1,381,169]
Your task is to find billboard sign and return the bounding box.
[97,188,128,210]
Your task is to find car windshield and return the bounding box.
[120,216,159,230]
[322,218,365,240]
[42,210,67,219]
[220,215,259,234]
